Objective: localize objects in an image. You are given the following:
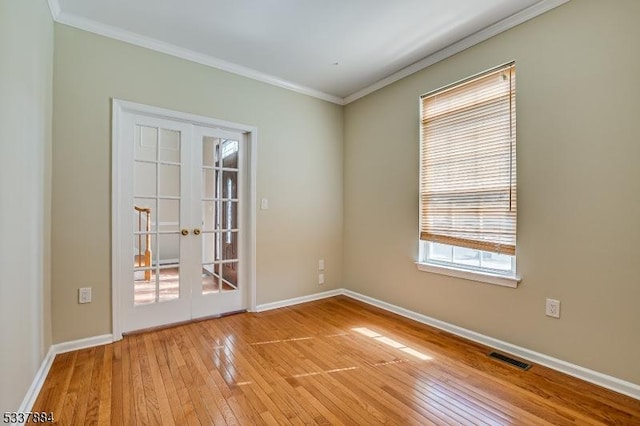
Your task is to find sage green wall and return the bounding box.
[0,0,53,411]
[52,25,343,343]
[344,0,640,384]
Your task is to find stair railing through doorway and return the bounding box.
[134,206,152,281]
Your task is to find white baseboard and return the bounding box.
[17,346,56,414]
[18,334,114,413]
[255,288,342,312]
[52,333,113,355]
[341,289,640,401]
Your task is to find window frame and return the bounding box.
[417,241,519,287]
[416,63,520,287]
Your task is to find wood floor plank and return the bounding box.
[31,296,640,425]
[208,317,311,425]
[172,326,229,425]
[149,331,189,425]
[84,345,105,425]
[157,329,200,426]
[72,348,98,426]
[186,322,255,425]
[119,338,136,426]
[97,344,113,426]
[142,333,175,426]
[129,335,150,426]
[57,391,78,425]
[109,341,123,425]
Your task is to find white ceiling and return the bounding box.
[51,0,567,104]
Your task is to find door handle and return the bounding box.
[193,228,201,236]
[181,229,189,236]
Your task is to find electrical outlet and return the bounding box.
[79,287,92,304]
[318,259,325,270]
[318,273,325,285]
[545,298,560,318]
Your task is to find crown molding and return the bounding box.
[46,0,568,106]
[343,0,570,104]
[49,6,344,105]
[46,0,61,20]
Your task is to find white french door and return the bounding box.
[191,126,245,319]
[113,103,250,334]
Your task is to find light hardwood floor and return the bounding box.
[32,296,640,425]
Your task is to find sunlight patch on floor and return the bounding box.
[352,327,432,361]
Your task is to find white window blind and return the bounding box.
[420,63,516,256]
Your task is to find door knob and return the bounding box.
[193,228,201,235]
[181,229,189,236]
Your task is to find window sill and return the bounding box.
[415,262,521,288]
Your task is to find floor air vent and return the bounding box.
[488,351,532,370]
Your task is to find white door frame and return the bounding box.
[111,99,257,341]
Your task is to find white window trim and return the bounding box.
[416,261,520,288]
[416,238,521,288]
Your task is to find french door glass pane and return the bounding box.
[133,233,155,270]
[202,169,217,199]
[133,124,183,306]
[214,141,222,168]
[222,171,238,199]
[134,233,157,306]
[222,201,237,231]
[159,164,180,197]
[159,128,180,162]
[158,266,180,302]
[201,263,220,294]
[134,162,156,196]
[135,126,157,161]
[158,233,179,265]
[222,262,238,289]
[158,199,180,232]
[221,139,239,168]
[222,232,238,261]
[202,201,216,231]
[134,198,156,232]
[202,231,217,264]
[202,136,216,167]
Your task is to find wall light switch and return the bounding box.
[318,259,325,270]
[260,198,269,210]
